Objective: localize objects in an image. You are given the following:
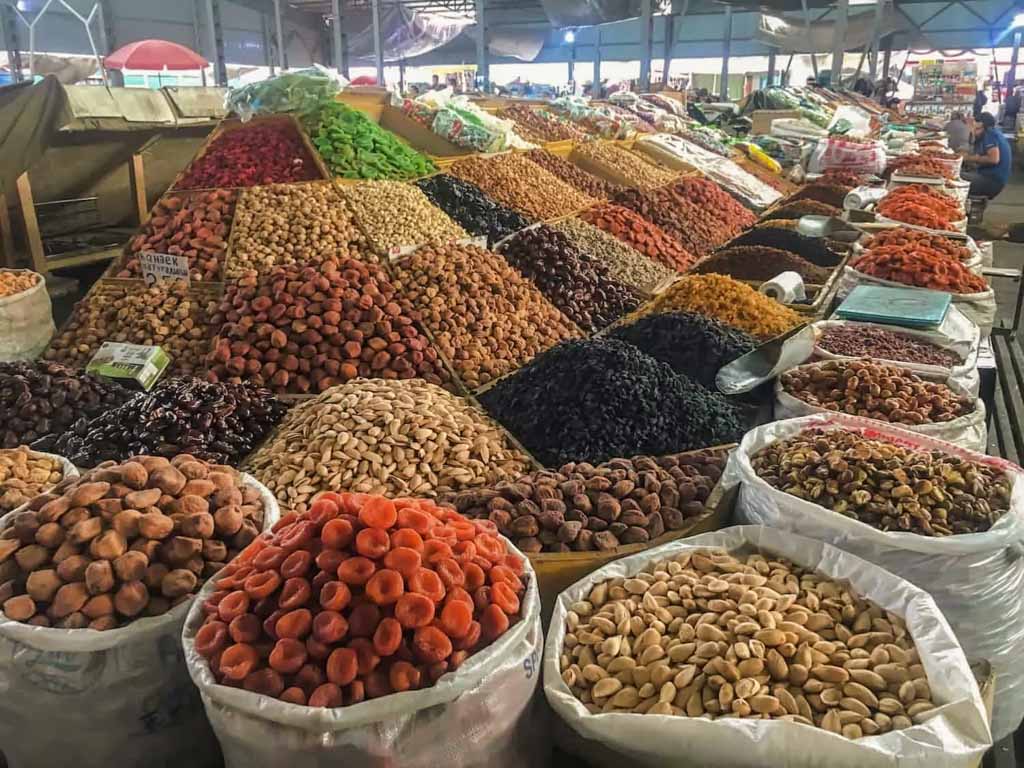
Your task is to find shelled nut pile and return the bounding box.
[207,258,452,395]
[0,456,267,629]
[339,181,467,256]
[443,449,728,553]
[572,142,678,189]
[0,271,39,298]
[780,360,975,425]
[227,183,365,277]
[817,326,962,368]
[43,281,212,374]
[751,428,1011,536]
[245,378,533,512]
[558,546,940,738]
[0,447,66,514]
[524,150,623,200]
[553,218,675,295]
[390,243,581,390]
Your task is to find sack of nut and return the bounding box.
[0,457,279,768]
[544,525,991,768]
[724,413,1024,740]
[182,492,545,768]
[773,359,987,452]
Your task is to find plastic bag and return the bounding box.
[827,105,873,138]
[0,474,279,768]
[544,524,992,768]
[835,266,997,336]
[810,316,980,395]
[723,412,1024,740]
[0,270,53,362]
[773,361,986,451]
[227,66,346,122]
[183,539,544,768]
[808,138,887,176]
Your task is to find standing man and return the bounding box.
[961,112,1011,199]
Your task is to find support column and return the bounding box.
[203,0,227,86]
[0,4,23,83]
[639,0,652,91]
[662,0,688,89]
[868,0,884,82]
[767,49,776,87]
[261,12,274,75]
[96,0,114,55]
[273,0,286,72]
[594,29,602,98]
[1010,30,1021,91]
[568,40,575,90]
[800,0,817,78]
[192,0,204,62]
[331,0,344,77]
[831,0,849,88]
[719,5,732,101]
[371,0,385,86]
[474,0,488,92]
[881,38,892,102]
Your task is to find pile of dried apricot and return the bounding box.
[193,492,528,707]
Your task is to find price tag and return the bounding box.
[387,244,419,261]
[139,251,190,286]
[461,235,489,249]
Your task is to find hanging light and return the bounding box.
[1013,13,1024,29]
[563,30,576,44]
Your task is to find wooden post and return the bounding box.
[129,152,148,225]
[15,173,46,275]
[0,193,16,268]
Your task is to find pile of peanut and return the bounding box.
[339,181,467,257]
[0,455,266,629]
[44,281,211,374]
[244,378,532,512]
[0,447,65,513]
[571,142,678,189]
[559,547,938,738]
[0,270,39,299]
[227,182,365,277]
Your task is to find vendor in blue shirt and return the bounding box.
[961,112,1011,199]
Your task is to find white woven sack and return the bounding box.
[0,271,54,362]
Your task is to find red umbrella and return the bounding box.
[104,39,208,71]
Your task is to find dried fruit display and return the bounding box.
[390,243,581,390]
[524,149,623,200]
[876,185,963,231]
[780,359,975,424]
[558,545,941,735]
[119,191,235,281]
[636,274,803,340]
[661,177,757,239]
[610,188,720,259]
[0,271,39,299]
[782,183,849,209]
[580,204,696,272]
[339,182,467,256]
[48,379,288,468]
[719,226,843,268]
[479,339,743,466]
[206,258,453,395]
[552,218,675,294]
[450,154,596,220]
[762,199,842,221]
[693,246,832,284]
[415,174,530,248]
[1,362,131,449]
[817,169,869,189]
[175,123,320,190]
[499,225,640,332]
[0,456,267,629]
[865,228,971,262]
[190,492,528,706]
[571,142,678,189]
[817,325,962,368]
[887,154,954,180]
[752,428,1009,535]
[444,449,728,553]
[0,447,66,514]
[853,246,988,293]
[498,105,589,142]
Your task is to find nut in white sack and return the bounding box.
[723,413,1024,740]
[0,270,54,362]
[544,525,991,768]
[0,473,278,768]
[182,538,544,768]
[773,361,987,452]
[835,266,997,337]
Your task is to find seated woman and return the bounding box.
[961,112,1012,199]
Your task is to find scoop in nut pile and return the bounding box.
[192,492,528,707]
[780,360,975,425]
[0,455,266,629]
[751,428,1011,536]
[559,547,939,737]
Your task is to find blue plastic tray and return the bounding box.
[835,285,952,328]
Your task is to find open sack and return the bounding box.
[0,271,54,362]
[773,361,987,452]
[0,474,278,768]
[182,537,544,768]
[544,525,991,768]
[723,413,1024,740]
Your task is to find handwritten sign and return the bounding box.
[139,252,190,286]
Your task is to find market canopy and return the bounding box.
[104,40,208,71]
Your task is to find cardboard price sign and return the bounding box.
[139,251,190,285]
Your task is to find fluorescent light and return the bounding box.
[1014,12,1024,28]
[563,30,575,44]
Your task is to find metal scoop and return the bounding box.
[797,215,863,243]
[715,322,816,395]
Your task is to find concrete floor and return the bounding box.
[970,175,1024,333]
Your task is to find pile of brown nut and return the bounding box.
[751,428,1011,535]
[559,546,939,738]
[391,243,582,389]
[339,181,467,256]
[227,182,365,276]
[443,449,727,553]
[244,378,533,512]
[553,218,675,295]
[0,455,266,629]
[572,142,678,189]
[44,281,211,374]
[780,360,975,425]
[0,447,66,513]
